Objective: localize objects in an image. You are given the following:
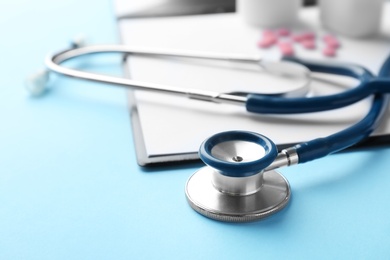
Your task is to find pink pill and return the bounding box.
[292,34,305,42]
[301,39,316,49]
[323,47,336,57]
[326,38,340,48]
[292,32,316,43]
[301,32,316,40]
[277,28,290,36]
[278,41,294,56]
[257,34,278,48]
[323,34,336,42]
[262,29,275,37]
[323,34,341,48]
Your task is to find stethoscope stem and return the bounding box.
[264,147,299,171]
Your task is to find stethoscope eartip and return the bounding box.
[70,34,87,49]
[24,69,49,97]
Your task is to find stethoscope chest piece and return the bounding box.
[185,131,291,222]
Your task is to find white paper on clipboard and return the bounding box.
[116,4,390,166]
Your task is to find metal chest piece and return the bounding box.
[185,131,291,222]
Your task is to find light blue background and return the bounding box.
[1,0,390,259]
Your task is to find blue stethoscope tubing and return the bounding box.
[288,55,390,163]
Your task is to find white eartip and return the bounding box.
[25,69,49,97]
[71,34,87,48]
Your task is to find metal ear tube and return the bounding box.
[185,131,297,222]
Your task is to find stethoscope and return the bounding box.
[28,40,390,222]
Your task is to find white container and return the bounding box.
[237,0,302,28]
[320,0,384,38]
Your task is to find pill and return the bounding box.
[323,34,335,41]
[301,32,316,40]
[262,29,275,37]
[323,47,336,57]
[292,34,305,42]
[326,38,340,48]
[292,31,317,43]
[257,34,278,48]
[277,28,290,36]
[323,34,341,48]
[301,39,316,49]
[278,41,294,56]
[257,37,276,48]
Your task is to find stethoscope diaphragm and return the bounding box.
[185,131,291,222]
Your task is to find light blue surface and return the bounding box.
[1,0,390,259]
